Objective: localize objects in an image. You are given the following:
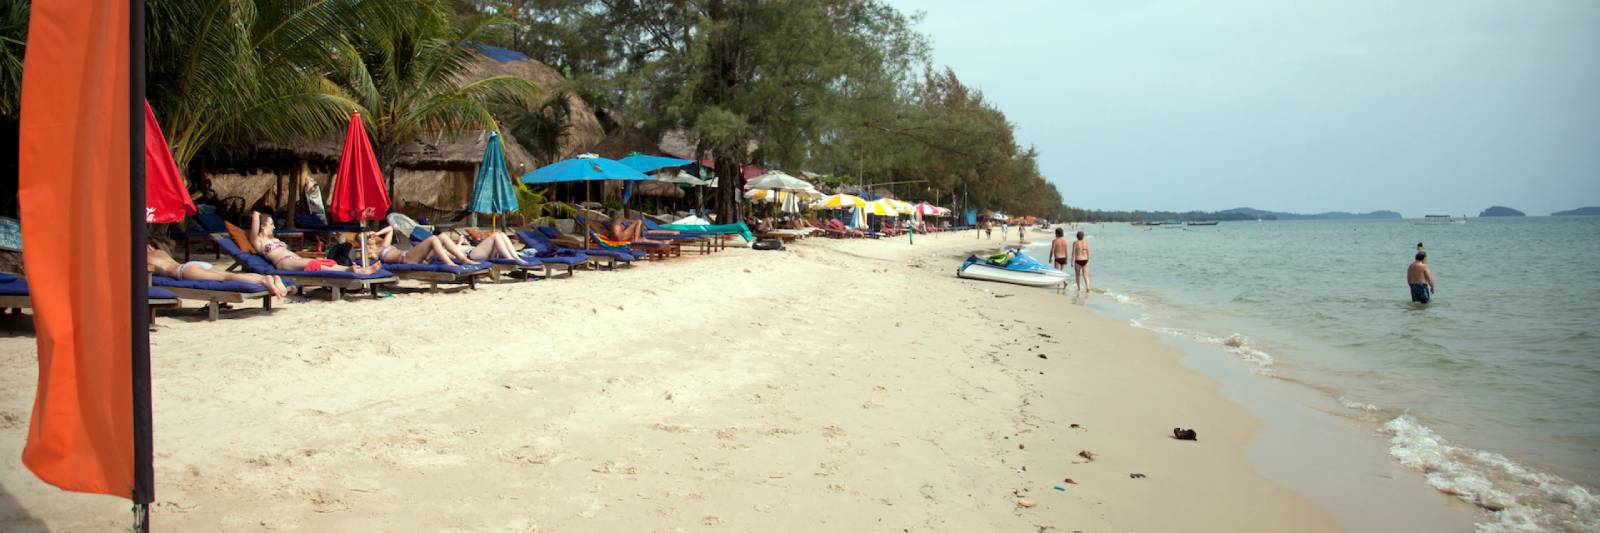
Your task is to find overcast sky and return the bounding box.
[886,0,1600,216]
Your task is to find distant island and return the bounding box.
[1552,207,1600,216]
[1479,206,1525,217]
[1057,206,1402,223]
[1218,207,1402,221]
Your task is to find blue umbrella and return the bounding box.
[469,132,519,219]
[617,152,694,174]
[521,153,651,184]
[520,153,651,247]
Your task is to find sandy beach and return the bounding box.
[2,232,1357,531]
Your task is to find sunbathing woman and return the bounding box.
[363,226,478,266]
[251,212,383,275]
[147,243,290,297]
[436,229,533,263]
[608,215,670,246]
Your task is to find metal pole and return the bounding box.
[130,0,155,529]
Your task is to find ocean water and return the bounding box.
[1037,217,1600,532]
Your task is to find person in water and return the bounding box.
[1408,251,1435,304]
[1417,242,1424,253]
[1072,230,1091,292]
[147,242,290,296]
[251,212,383,275]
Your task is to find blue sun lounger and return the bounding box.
[151,275,294,321]
[406,227,560,280]
[534,226,644,261]
[515,229,612,271]
[212,234,397,300]
[379,260,492,292]
[1,273,181,325]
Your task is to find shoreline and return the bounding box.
[1,233,1358,530]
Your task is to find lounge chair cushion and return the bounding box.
[514,230,608,263]
[152,275,286,293]
[213,236,394,279]
[0,278,180,301]
[0,278,27,295]
[224,223,258,254]
[381,261,490,275]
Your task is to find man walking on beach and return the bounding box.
[1072,230,1091,292]
[1408,252,1435,304]
[1050,228,1070,290]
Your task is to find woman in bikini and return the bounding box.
[251,212,383,275]
[362,226,478,266]
[147,241,290,297]
[608,213,670,247]
[435,229,529,263]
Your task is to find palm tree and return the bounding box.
[145,0,416,167]
[0,0,26,119]
[330,6,541,193]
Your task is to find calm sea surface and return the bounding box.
[1042,217,1599,531]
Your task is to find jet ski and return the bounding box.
[957,249,1070,287]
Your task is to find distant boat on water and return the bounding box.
[1417,214,1467,225]
[1185,221,1219,226]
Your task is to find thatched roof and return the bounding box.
[461,53,605,160]
[262,127,538,174]
[590,124,665,160]
[657,129,698,158]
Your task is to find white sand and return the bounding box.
[0,232,1343,531]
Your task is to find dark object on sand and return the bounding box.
[1129,473,1147,479]
[752,238,784,250]
[1062,478,1077,484]
[1077,450,1095,461]
[1173,428,1198,441]
[1037,354,1047,359]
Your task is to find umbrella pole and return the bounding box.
[584,182,591,249]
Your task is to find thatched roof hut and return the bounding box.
[196,47,607,222]
[590,123,665,160]
[462,47,604,161]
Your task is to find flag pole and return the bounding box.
[129,0,155,530]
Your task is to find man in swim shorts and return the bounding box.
[1050,228,1070,270]
[1407,251,1435,303]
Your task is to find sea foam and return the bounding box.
[1380,416,1599,532]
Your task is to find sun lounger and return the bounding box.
[407,226,565,280]
[376,260,491,292]
[514,229,613,271]
[151,275,290,321]
[536,227,644,261]
[576,216,677,259]
[1,273,181,325]
[212,234,398,300]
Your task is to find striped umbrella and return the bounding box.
[816,193,867,209]
[913,202,942,216]
[862,198,901,216]
[892,199,916,215]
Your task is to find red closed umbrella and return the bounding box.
[143,101,196,223]
[328,111,390,223]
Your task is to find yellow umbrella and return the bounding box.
[863,198,901,216]
[816,193,867,209]
[892,198,915,215]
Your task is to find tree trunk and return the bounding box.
[713,154,741,224]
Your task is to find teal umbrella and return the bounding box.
[469,132,519,225]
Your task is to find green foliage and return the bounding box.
[0,0,26,118]
[514,183,577,226]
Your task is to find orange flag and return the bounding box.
[17,0,142,500]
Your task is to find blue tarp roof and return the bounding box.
[469,43,529,63]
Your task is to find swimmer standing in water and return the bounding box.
[1408,251,1435,304]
